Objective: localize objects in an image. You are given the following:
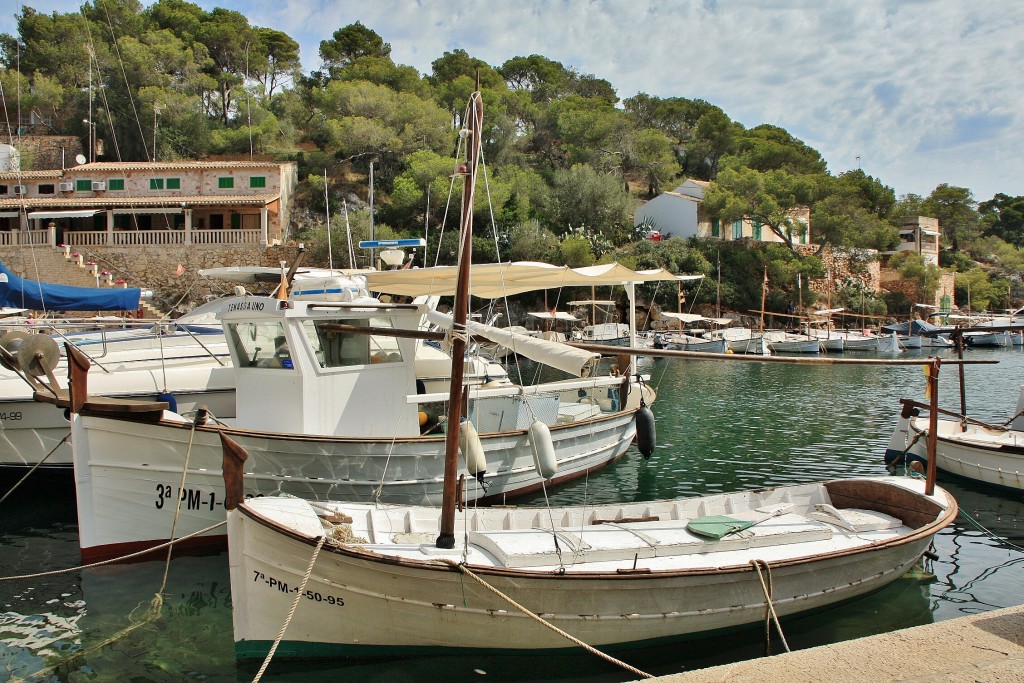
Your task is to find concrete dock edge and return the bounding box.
[651,604,1024,682]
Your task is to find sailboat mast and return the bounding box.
[437,89,483,549]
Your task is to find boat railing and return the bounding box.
[408,374,636,405]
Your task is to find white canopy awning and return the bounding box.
[659,312,705,323]
[364,262,679,299]
[527,311,578,321]
[27,210,99,220]
[0,211,19,218]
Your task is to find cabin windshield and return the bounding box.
[227,321,293,369]
[301,318,403,368]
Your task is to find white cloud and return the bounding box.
[4,0,1023,200]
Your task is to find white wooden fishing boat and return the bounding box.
[227,476,955,659]
[647,331,727,354]
[55,290,660,560]
[835,330,879,352]
[709,326,771,355]
[886,390,1024,492]
[764,330,821,354]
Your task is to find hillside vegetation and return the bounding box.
[3,6,1022,316]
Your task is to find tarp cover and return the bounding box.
[0,262,141,312]
[881,319,943,335]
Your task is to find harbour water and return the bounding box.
[2,346,1023,682]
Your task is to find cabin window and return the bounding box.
[227,321,294,369]
[218,177,234,189]
[301,318,403,368]
[108,178,125,191]
[249,176,266,188]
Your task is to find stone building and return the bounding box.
[0,160,298,248]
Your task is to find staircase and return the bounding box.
[1,245,164,316]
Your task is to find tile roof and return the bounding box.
[0,170,64,180]
[0,193,280,209]
[65,161,287,172]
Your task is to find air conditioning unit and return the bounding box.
[58,182,74,192]
[12,185,26,195]
[91,181,106,191]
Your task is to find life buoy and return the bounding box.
[529,419,557,480]
[459,420,487,475]
[635,405,656,459]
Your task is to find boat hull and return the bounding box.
[227,478,954,658]
[72,407,641,561]
[887,414,1024,492]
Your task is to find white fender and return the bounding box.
[459,420,487,475]
[529,419,557,480]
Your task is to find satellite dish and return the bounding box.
[75,154,87,165]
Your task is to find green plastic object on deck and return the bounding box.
[686,515,755,539]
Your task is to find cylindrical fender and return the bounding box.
[529,419,557,480]
[459,419,487,475]
[156,391,178,412]
[636,405,656,459]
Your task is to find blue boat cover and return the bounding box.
[881,319,943,335]
[0,262,141,312]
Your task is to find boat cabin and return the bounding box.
[219,289,427,438]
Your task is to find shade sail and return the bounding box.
[364,262,679,299]
[425,309,599,377]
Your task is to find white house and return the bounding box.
[634,178,812,245]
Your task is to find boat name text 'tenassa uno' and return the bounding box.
[226,300,266,312]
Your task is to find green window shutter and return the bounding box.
[732,219,743,239]
[108,178,125,191]
[231,213,241,229]
[249,176,266,188]
[711,218,720,238]
[150,178,164,190]
[219,177,234,189]
[166,178,180,190]
[76,179,92,191]
[753,220,762,240]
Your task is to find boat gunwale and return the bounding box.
[233,478,957,581]
[78,403,642,444]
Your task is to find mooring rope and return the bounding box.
[957,508,1024,554]
[156,418,201,601]
[251,535,327,683]
[441,559,653,679]
[0,521,226,582]
[750,558,790,655]
[0,432,71,505]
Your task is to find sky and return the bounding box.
[4,0,1023,202]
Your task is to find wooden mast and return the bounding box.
[436,86,483,549]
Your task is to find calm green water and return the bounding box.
[2,347,1023,682]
